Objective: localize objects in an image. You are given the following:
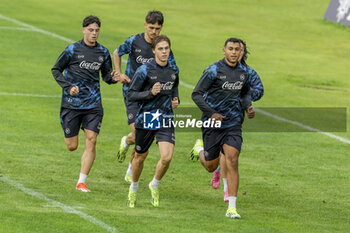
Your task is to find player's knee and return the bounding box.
[226,154,238,167]
[86,135,97,146]
[206,161,219,172]
[135,153,147,163]
[67,143,78,151]
[206,165,216,173]
[161,155,172,165]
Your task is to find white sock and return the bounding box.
[228,196,237,209]
[78,173,88,184]
[215,166,220,172]
[130,181,139,192]
[126,162,132,175]
[196,146,204,154]
[123,138,130,148]
[150,176,160,188]
[223,178,228,192]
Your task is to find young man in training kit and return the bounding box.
[210,40,264,202]
[126,35,179,208]
[190,38,263,219]
[51,15,118,192]
[113,10,177,184]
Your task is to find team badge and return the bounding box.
[240,74,245,80]
[65,128,71,134]
[98,56,104,62]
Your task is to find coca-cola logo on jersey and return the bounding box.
[161,81,174,90]
[136,56,154,64]
[222,81,243,90]
[79,61,101,71]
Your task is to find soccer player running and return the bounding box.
[211,40,264,202]
[126,35,179,208]
[113,11,177,184]
[190,38,263,219]
[51,15,118,192]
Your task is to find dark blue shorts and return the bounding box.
[202,126,242,161]
[60,107,103,138]
[124,97,139,125]
[134,127,175,154]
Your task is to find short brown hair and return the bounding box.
[145,10,164,25]
[152,35,171,49]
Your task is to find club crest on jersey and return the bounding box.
[222,81,243,90]
[240,74,245,80]
[98,56,104,62]
[171,74,176,80]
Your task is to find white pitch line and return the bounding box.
[0,92,60,98]
[0,176,118,233]
[0,13,74,43]
[255,108,350,144]
[0,26,34,31]
[0,91,125,102]
[179,80,195,89]
[0,14,349,145]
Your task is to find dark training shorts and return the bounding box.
[124,97,139,125]
[202,126,242,161]
[134,127,175,154]
[60,107,103,138]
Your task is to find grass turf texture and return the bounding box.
[1,0,350,232]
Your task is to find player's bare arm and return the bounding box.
[112,49,131,83]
